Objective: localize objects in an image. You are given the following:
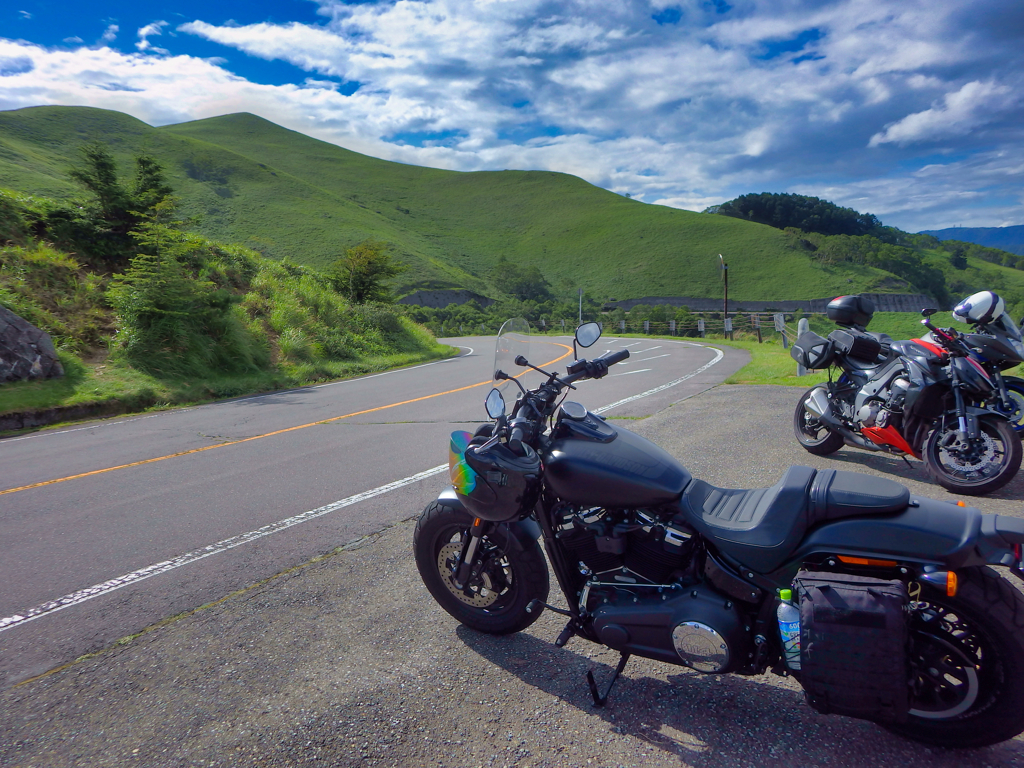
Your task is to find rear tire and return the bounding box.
[884,566,1024,748]
[794,387,844,456]
[924,415,1022,495]
[413,501,549,635]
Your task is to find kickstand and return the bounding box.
[586,652,630,708]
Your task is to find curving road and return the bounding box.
[0,334,747,685]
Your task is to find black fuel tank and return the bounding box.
[543,424,692,507]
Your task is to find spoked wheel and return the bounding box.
[413,500,548,634]
[924,415,1022,495]
[794,387,844,456]
[884,567,1024,748]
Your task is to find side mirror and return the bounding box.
[921,308,938,317]
[485,388,506,419]
[575,321,601,348]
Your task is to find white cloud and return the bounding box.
[135,21,169,53]
[869,80,1020,146]
[100,25,119,44]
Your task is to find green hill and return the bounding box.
[0,105,930,302]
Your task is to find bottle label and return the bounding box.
[780,619,801,669]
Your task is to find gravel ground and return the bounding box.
[2,384,1023,768]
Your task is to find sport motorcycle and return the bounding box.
[414,318,1024,748]
[792,294,1022,495]
[953,291,1024,435]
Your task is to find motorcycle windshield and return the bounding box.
[993,313,1024,361]
[494,318,530,396]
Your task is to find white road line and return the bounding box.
[0,464,449,633]
[593,347,725,414]
[612,369,651,376]
[0,413,164,444]
[635,346,663,353]
[633,354,670,362]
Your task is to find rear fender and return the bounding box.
[435,487,542,553]
[783,495,1024,571]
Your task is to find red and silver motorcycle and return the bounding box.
[793,294,1021,495]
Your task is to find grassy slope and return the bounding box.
[1,105,891,302]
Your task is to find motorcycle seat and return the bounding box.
[674,467,910,574]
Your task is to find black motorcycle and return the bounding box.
[792,295,1022,495]
[414,318,1024,748]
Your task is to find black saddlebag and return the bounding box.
[794,572,910,723]
[791,332,835,370]
[829,328,883,363]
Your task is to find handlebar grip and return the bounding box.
[508,425,525,455]
[600,349,630,366]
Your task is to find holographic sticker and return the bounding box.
[448,430,477,494]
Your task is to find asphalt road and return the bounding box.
[0,334,748,687]
[2,384,1022,768]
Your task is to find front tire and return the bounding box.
[413,500,549,634]
[884,566,1024,748]
[794,387,844,456]
[924,415,1022,495]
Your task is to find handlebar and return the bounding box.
[486,348,632,453]
[600,349,630,366]
[922,318,968,356]
[566,349,630,378]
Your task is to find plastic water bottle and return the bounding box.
[777,589,801,670]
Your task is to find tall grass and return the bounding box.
[0,210,452,424]
[0,241,110,353]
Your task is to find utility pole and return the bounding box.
[719,254,728,318]
[719,254,730,338]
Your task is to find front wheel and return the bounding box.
[884,566,1024,748]
[924,415,1022,495]
[413,500,549,634]
[794,387,844,456]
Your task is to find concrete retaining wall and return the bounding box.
[603,293,936,314]
[397,290,495,308]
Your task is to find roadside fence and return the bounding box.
[434,313,814,350]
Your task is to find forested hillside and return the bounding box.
[707,192,1024,317]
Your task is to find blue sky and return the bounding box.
[2,0,1023,232]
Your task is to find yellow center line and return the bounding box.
[1,343,574,497]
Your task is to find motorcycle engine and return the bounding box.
[554,505,698,585]
[555,505,753,674]
[854,376,911,428]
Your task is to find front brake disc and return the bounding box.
[437,542,499,607]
